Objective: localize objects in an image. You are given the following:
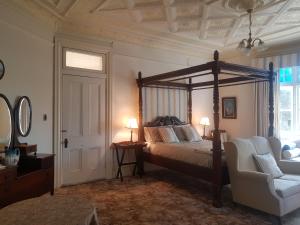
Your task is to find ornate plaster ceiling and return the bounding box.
[11,0,300,55]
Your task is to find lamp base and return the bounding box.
[130,130,133,142]
[203,125,206,138]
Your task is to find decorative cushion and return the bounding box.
[173,125,189,141]
[282,148,300,159]
[181,125,202,142]
[144,127,162,143]
[253,153,284,178]
[158,127,179,143]
[282,141,296,151]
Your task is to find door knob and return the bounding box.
[64,138,69,148]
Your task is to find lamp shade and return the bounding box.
[200,117,210,126]
[126,118,138,129]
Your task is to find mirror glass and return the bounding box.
[17,96,32,137]
[0,60,4,80]
[0,95,12,151]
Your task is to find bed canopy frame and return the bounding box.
[136,50,275,207]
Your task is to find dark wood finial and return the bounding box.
[269,62,274,76]
[138,71,142,79]
[214,50,219,61]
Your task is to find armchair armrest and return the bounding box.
[237,171,274,190]
[232,171,281,215]
[278,160,300,174]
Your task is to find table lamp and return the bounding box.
[200,117,210,138]
[126,118,138,142]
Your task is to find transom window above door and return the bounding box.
[64,49,105,72]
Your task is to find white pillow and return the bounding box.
[144,127,162,143]
[181,125,202,142]
[253,153,284,178]
[173,125,189,142]
[158,127,179,143]
[282,148,300,159]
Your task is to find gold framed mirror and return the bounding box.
[16,96,32,137]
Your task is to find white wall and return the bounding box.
[110,42,209,175]
[0,2,211,179]
[0,3,55,153]
[220,52,256,139]
[111,41,208,143]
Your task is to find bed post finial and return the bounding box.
[268,62,274,137]
[138,71,144,142]
[214,50,219,61]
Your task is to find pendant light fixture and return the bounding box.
[237,9,267,55]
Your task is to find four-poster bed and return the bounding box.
[136,50,275,207]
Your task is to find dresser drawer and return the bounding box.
[0,167,17,185]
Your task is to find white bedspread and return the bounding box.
[146,140,225,168]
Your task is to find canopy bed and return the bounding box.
[136,50,275,207]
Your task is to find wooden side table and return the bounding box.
[113,141,146,181]
[202,136,213,141]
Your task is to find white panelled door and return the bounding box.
[62,74,106,185]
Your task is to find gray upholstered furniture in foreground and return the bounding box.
[224,136,300,223]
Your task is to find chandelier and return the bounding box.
[237,9,267,55]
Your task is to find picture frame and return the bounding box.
[222,97,237,119]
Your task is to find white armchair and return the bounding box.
[224,136,300,224]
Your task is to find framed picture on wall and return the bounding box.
[222,97,237,119]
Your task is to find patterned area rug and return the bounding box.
[56,170,299,225]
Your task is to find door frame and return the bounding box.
[54,33,113,187]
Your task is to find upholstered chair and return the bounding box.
[224,136,300,224]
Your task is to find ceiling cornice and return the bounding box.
[7,0,300,58]
[59,21,215,58]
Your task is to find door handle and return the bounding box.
[64,138,69,148]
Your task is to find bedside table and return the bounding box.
[202,136,213,141]
[112,141,147,181]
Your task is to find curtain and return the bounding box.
[252,53,300,138]
[143,87,187,123]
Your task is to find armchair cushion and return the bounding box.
[274,179,300,198]
[253,153,284,178]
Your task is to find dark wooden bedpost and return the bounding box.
[188,78,192,124]
[137,72,144,141]
[212,50,222,207]
[268,62,274,137]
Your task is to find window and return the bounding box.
[279,66,300,141]
[64,49,104,72]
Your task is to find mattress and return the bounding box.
[145,140,225,168]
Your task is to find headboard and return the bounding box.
[144,116,186,127]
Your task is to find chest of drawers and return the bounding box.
[0,153,54,208]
